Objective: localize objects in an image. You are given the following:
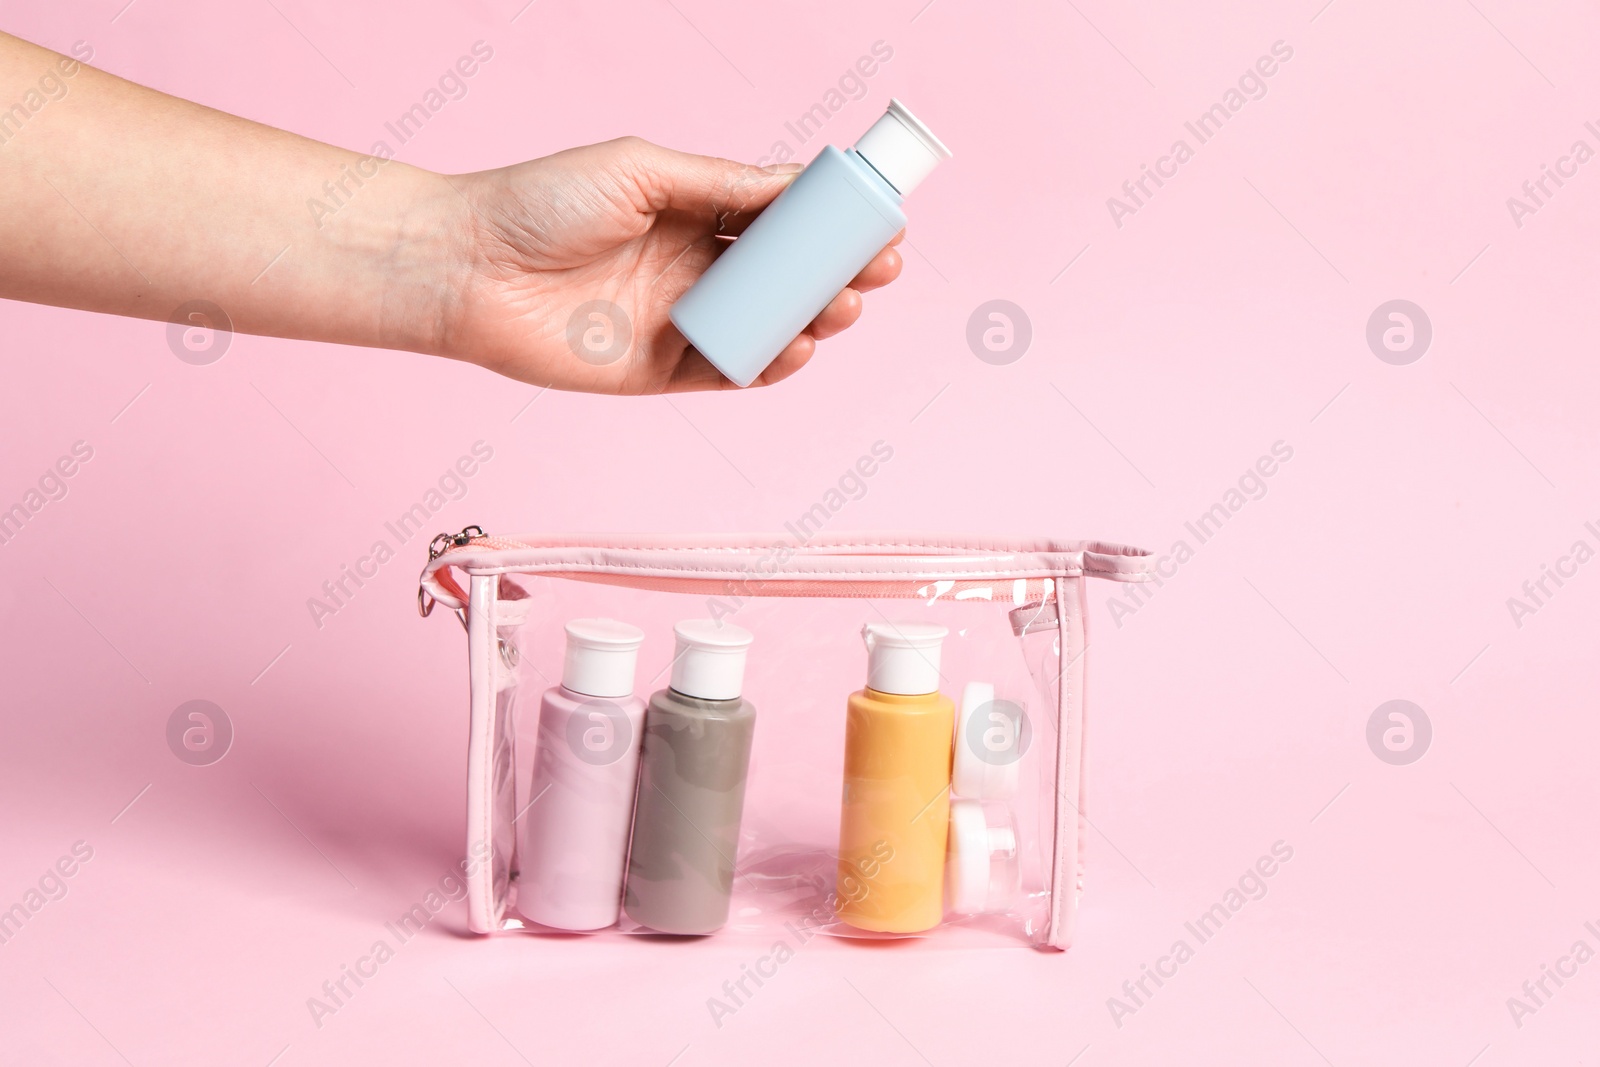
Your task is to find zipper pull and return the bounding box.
[427,524,485,561]
[420,525,486,619]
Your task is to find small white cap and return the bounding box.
[562,618,644,698]
[945,799,1020,916]
[953,682,1020,800]
[862,621,947,696]
[852,98,952,197]
[670,619,754,701]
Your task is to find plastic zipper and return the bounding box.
[419,526,1070,615]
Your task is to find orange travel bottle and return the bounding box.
[835,622,954,933]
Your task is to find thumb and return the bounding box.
[625,139,800,234]
[717,162,804,235]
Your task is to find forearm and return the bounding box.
[0,31,461,353]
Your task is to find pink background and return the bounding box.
[3,0,1598,1063]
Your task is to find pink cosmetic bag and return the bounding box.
[419,531,1151,950]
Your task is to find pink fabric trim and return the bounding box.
[421,532,1153,611]
[464,575,501,934]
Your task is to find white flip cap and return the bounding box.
[670,619,754,701]
[953,682,1020,800]
[852,98,952,197]
[945,799,1019,916]
[562,618,645,698]
[862,621,947,696]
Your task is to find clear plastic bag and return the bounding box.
[419,533,1151,950]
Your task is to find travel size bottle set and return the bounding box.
[420,533,1152,950]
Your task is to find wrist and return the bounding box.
[294,156,474,358]
[361,165,477,359]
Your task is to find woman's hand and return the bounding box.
[438,138,904,394]
[0,32,900,394]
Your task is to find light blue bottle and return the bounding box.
[670,100,952,388]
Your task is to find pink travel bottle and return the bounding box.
[518,618,647,931]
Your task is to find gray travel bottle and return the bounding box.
[623,619,756,935]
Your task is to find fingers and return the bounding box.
[851,245,902,293]
[617,137,799,233]
[659,223,909,393]
[678,237,894,343]
[663,347,740,393]
[716,164,803,237]
[664,267,887,392]
[663,333,818,393]
[809,288,863,341]
[750,335,817,387]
